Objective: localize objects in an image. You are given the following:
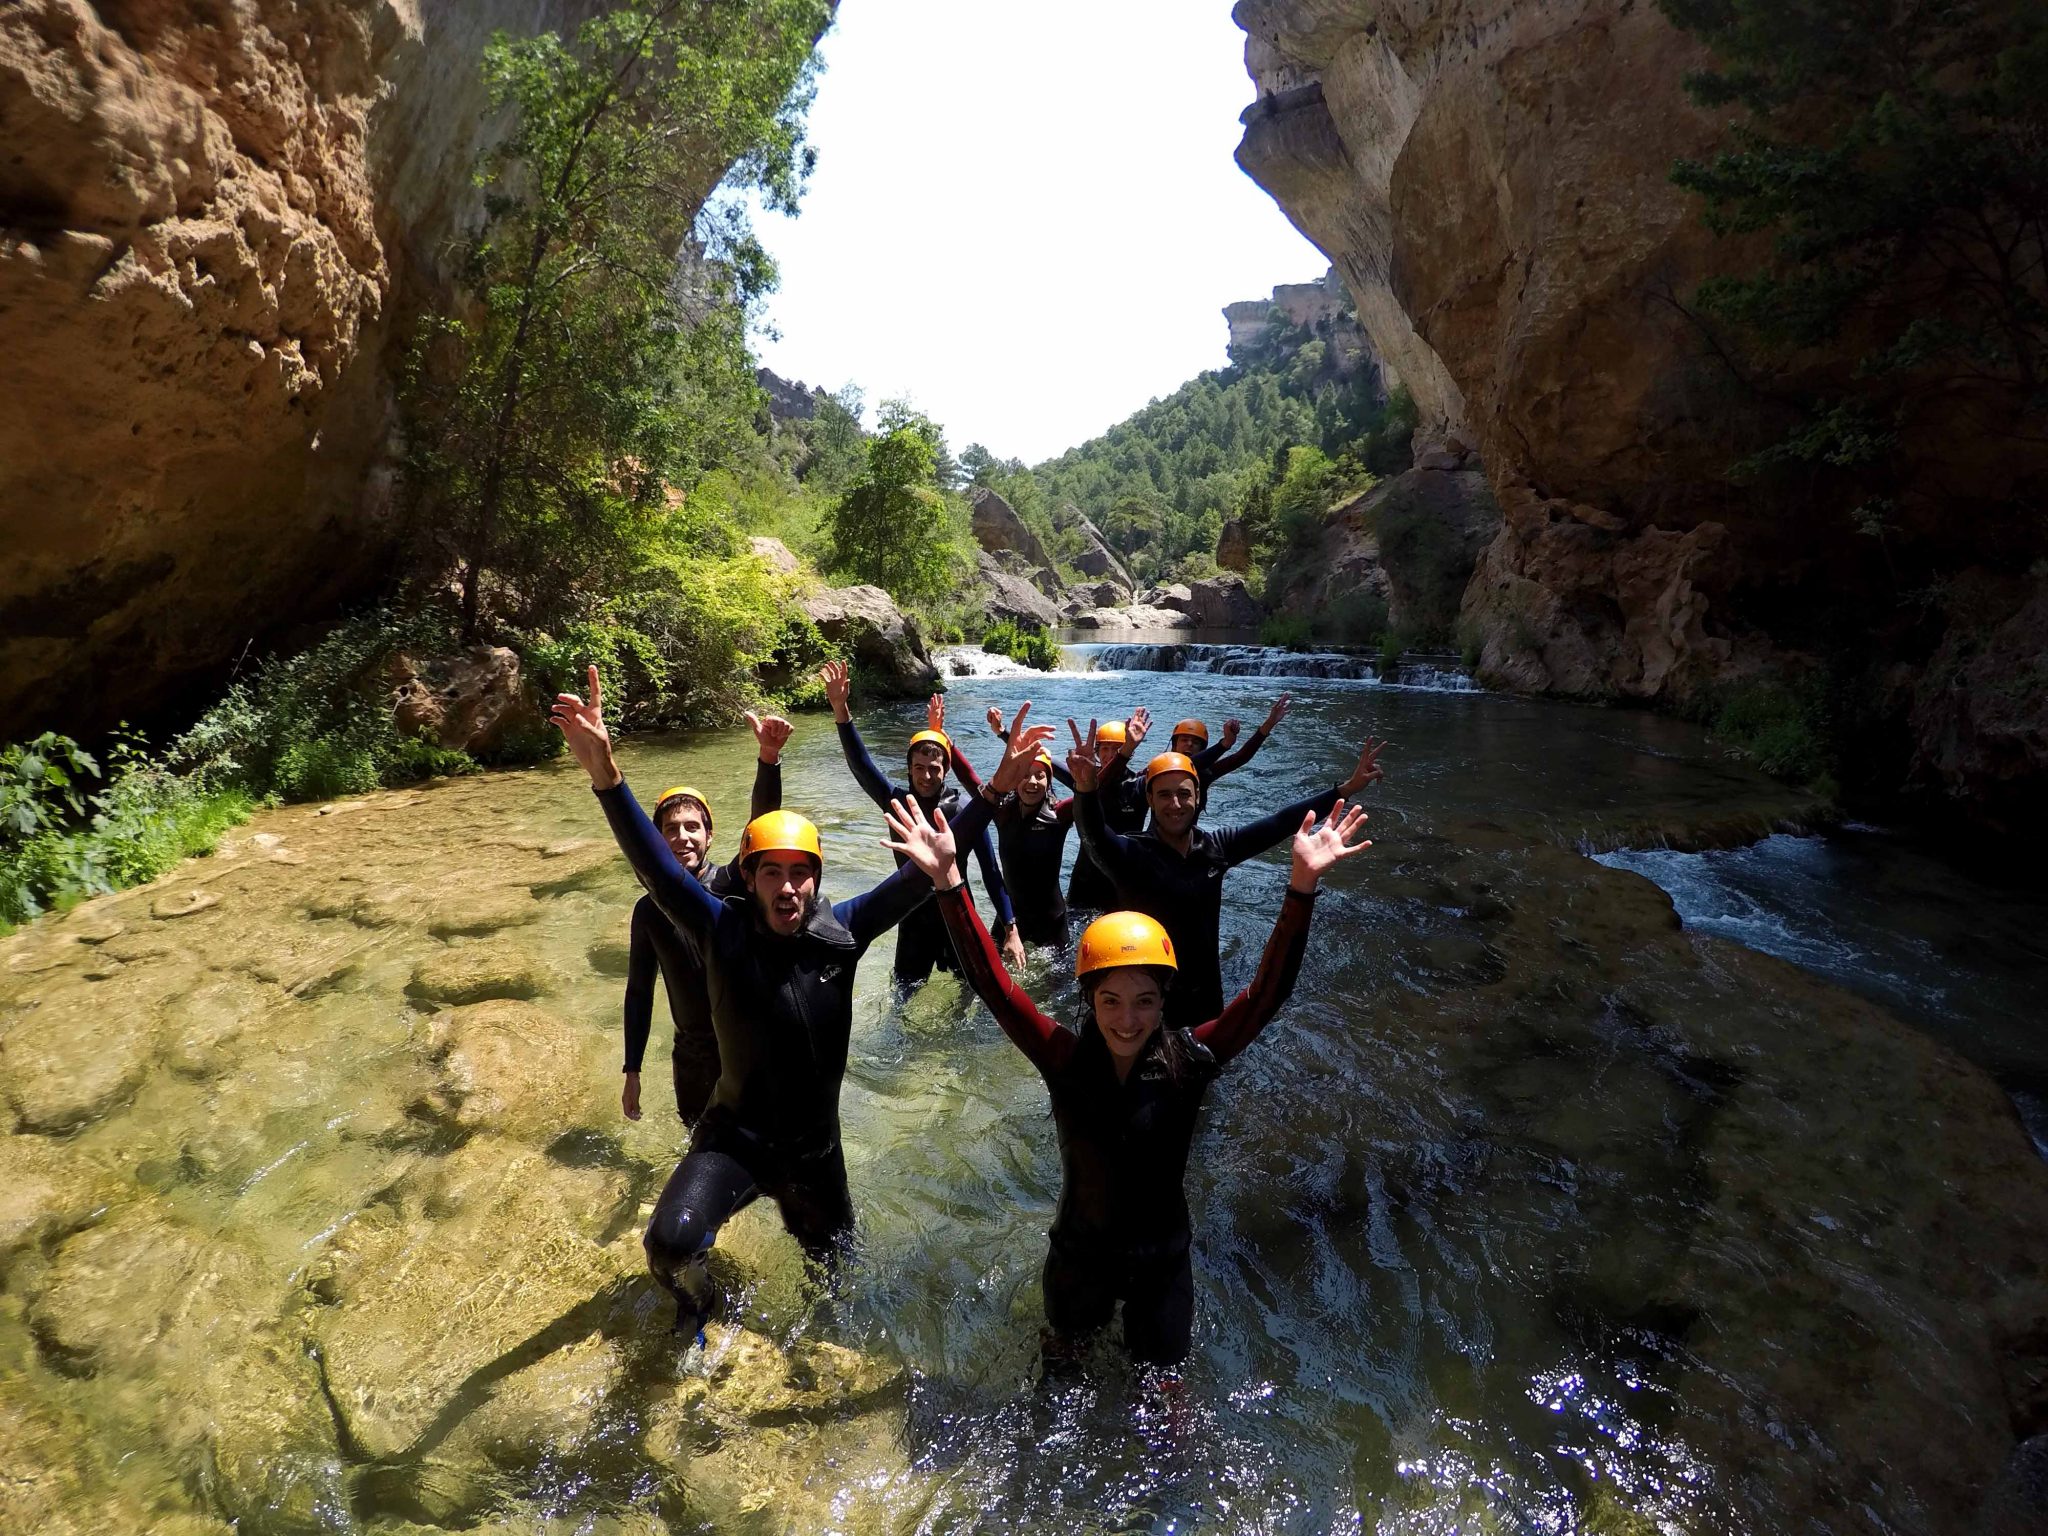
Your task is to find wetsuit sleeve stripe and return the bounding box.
[934,886,1072,1069]
[948,740,985,794]
[1212,785,1342,868]
[1192,888,1316,1062]
[750,756,782,823]
[836,719,897,812]
[1204,729,1268,782]
[594,780,722,939]
[623,901,656,1073]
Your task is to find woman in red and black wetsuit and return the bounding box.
[882,789,1373,1366]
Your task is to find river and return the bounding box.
[2,642,2044,1535]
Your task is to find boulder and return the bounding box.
[800,585,939,695]
[1067,579,1132,610]
[388,647,545,757]
[1139,583,1194,612]
[405,939,552,1007]
[1185,575,1264,629]
[1070,515,1134,588]
[970,486,1052,570]
[416,999,590,1141]
[0,1134,121,1260]
[1,964,200,1132]
[1068,605,1196,633]
[1216,518,1254,573]
[974,551,1060,629]
[746,535,801,575]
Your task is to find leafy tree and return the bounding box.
[826,424,955,601]
[798,382,869,494]
[407,0,831,637]
[1661,0,2048,521]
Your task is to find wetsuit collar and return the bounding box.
[726,888,857,950]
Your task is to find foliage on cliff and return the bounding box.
[1009,301,1404,587]
[403,0,830,639]
[1663,0,2048,542]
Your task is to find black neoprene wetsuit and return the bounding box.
[595,780,995,1288]
[1184,729,1271,811]
[933,880,1317,1363]
[948,745,1073,947]
[1066,756,1146,913]
[621,758,779,1119]
[835,720,1013,984]
[1075,780,1342,1031]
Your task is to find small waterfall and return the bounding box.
[1074,642,1481,691]
[933,645,1065,679]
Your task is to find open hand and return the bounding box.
[928,692,946,734]
[1065,718,1101,791]
[1290,801,1371,892]
[1340,736,1387,796]
[881,796,960,888]
[990,701,1058,793]
[549,665,621,789]
[819,660,852,723]
[1126,707,1151,754]
[745,710,793,764]
[1262,693,1293,734]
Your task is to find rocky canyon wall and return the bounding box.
[1232,0,2048,833]
[0,0,770,736]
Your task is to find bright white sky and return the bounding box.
[749,0,1329,465]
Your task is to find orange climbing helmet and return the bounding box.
[907,729,952,762]
[738,810,822,869]
[1142,752,1200,786]
[1170,718,1209,747]
[654,784,712,834]
[1094,719,1129,747]
[1076,911,1177,978]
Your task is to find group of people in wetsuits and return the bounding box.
[551,663,1383,1369]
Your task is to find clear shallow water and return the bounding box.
[3,651,2045,1535]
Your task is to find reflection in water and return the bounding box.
[1,655,2044,1534]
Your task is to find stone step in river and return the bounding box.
[2,661,2044,1534]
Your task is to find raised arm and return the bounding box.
[969,811,1014,932]
[948,737,986,796]
[835,719,897,812]
[1212,735,1384,866]
[745,710,791,821]
[551,667,722,939]
[835,792,995,949]
[1195,802,1369,1061]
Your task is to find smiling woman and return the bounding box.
[750,0,1329,461]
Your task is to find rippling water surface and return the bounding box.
[3,647,2045,1535]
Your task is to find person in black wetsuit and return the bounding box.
[821,660,1019,980]
[882,791,1373,1365]
[947,734,1073,949]
[1046,708,1149,914]
[620,711,790,1124]
[1070,722,1386,1031]
[1165,694,1292,810]
[553,668,1060,1327]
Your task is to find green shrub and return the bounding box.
[1379,630,1406,673]
[981,619,1061,671]
[1,731,250,929]
[1329,591,1391,646]
[1710,679,1833,785]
